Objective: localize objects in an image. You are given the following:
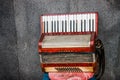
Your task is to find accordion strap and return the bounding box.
[94,39,105,80]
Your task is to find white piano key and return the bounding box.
[70,15,73,32]
[59,15,62,32]
[76,15,78,32]
[60,16,62,32]
[86,14,88,32]
[57,16,59,32]
[53,16,55,32]
[84,14,86,32]
[68,15,71,32]
[73,14,77,32]
[91,14,94,32]
[75,14,77,32]
[67,15,70,32]
[44,16,47,33]
[93,13,96,32]
[90,14,93,32]
[69,15,71,32]
[91,14,93,31]
[80,14,82,32]
[73,14,75,32]
[58,16,61,32]
[48,16,51,32]
[82,14,85,32]
[46,16,48,33]
[47,16,49,32]
[82,14,84,32]
[71,15,74,32]
[89,14,91,32]
[50,16,52,33]
[61,15,64,32]
[64,15,66,32]
[65,15,69,32]
[87,14,90,32]
[77,14,81,32]
[76,14,79,32]
[61,16,63,32]
[63,15,66,32]
[92,13,94,32]
[85,14,87,32]
[52,16,54,32]
[55,16,57,32]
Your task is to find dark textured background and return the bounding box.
[0,0,120,80]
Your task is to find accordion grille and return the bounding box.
[55,67,82,72]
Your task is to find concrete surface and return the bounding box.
[0,0,120,80]
[0,0,19,80]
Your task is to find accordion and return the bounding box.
[38,12,98,73]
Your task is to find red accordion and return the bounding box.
[38,12,98,73]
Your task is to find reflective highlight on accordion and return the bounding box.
[38,12,105,77]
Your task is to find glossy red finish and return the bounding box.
[95,13,98,35]
[41,63,96,67]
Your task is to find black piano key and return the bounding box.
[44,21,45,33]
[54,21,56,32]
[65,20,67,32]
[76,20,77,32]
[81,20,83,32]
[62,21,64,32]
[57,21,59,32]
[92,19,94,31]
[73,20,75,32]
[70,20,72,32]
[47,21,48,33]
[84,20,86,32]
[89,19,91,31]
[52,21,53,32]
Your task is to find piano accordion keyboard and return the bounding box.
[41,13,97,33]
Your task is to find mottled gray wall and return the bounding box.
[0,0,19,80]
[0,0,120,80]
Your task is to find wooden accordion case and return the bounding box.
[38,12,98,73]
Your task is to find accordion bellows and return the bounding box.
[40,52,96,72]
[39,32,96,52]
[38,12,98,73]
[42,34,91,48]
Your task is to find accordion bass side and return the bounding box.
[38,12,98,73]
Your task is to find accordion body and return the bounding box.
[38,12,98,73]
